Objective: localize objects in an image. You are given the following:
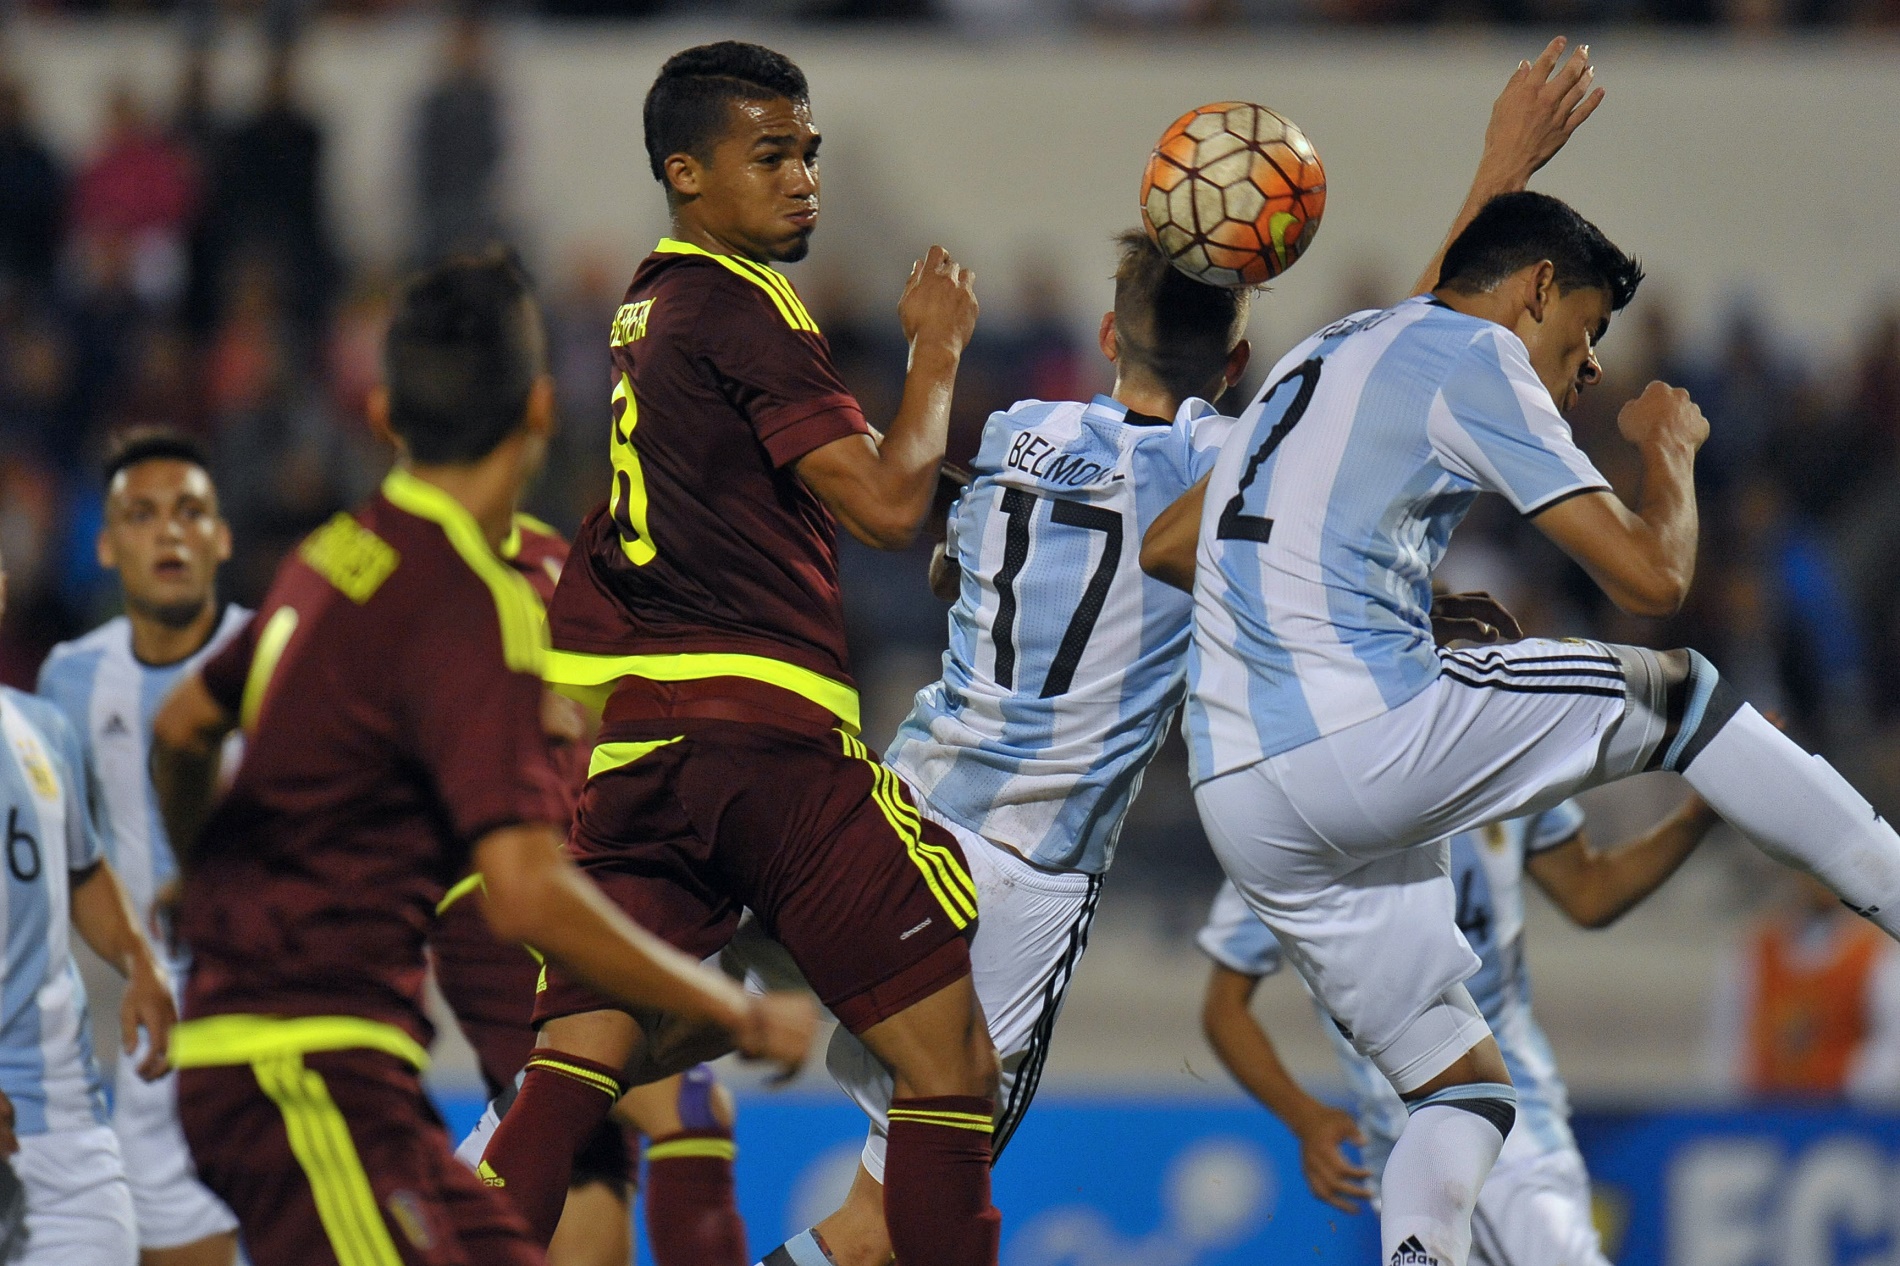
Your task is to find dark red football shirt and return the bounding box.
[547,240,871,721]
[182,471,568,1045]
[501,513,588,803]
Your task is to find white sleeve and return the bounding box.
[1427,327,1611,516]
[1846,943,1900,1104]
[1183,404,1238,484]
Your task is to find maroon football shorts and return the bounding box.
[431,894,542,1100]
[534,718,978,1034]
[179,1049,541,1266]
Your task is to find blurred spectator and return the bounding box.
[68,84,198,310]
[0,79,65,301]
[202,42,337,347]
[411,15,507,264]
[1706,871,1900,1101]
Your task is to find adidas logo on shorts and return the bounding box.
[1390,1235,1440,1266]
[900,917,933,941]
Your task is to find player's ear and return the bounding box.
[1525,260,1556,324]
[1098,311,1119,365]
[1224,338,1252,389]
[664,152,703,201]
[212,515,233,565]
[523,375,557,439]
[366,386,395,448]
[96,525,116,571]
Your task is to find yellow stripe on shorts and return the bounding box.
[251,1051,404,1266]
[836,731,977,928]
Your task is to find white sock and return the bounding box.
[1683,704,1900,939]
[755,1229,834,1266]
[1380,1085,1513,1266]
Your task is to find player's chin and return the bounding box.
[769,227,815,264]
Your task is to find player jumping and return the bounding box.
[469,41,998,1266]
[756,40,1607,1266]
[150,252,814,1265]
[431,510,748,1266]
[36,430,245,1266]
[1142,189,1900,1266]
[1201,784,1717,1263]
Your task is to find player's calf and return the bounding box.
[1381,1033,1517,1266]
[856,975,1001,1266]
[1624,646,1900,939]
[625,1065,746,1266]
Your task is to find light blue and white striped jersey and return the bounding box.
[885,394,1233,874]
[1186,296,1609,782]
[0,688,109,1134]
[36,606,250,951]
[1198,799,1587,1174]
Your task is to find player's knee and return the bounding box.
[1653,647,1747,773]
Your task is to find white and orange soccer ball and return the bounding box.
[1139,102,1327,288]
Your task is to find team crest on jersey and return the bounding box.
[1482,822,1509,852]
[386,1190,435,1249]
[11,736,56,800]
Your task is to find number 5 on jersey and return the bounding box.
[1216,358,1322,545]
[610,373,657,566]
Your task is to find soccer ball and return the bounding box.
[1140,102,1327,288]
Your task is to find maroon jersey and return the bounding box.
[502,513,588,802]
[547,239,871,729]
[181,469,568,1045]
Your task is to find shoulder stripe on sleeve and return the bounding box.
[380,469,549,675]
[654,237,820,334]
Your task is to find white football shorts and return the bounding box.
[14,1124,137,1264]
[827,804,1100,1182]
[1197,638,1669,1093]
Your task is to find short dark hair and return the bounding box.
[1437,191,1644,312]
[643,42,808,184]
[384,251,545,465]
[1112,229,1251,404]
[103,427,211,489]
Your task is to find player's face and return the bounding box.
[695,97,821,263]
[1524,284,1611,414]
[98,459,231,628]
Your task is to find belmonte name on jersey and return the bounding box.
[886,394,1232,876]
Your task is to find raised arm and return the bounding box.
[474,823,815,1076]
[1202,964,1370,1213]
[71,862,176,1080]
[1409,38,1605,298]
[1530,382,1707,617]
[795,246,978,550]
[1525,793,1721,929]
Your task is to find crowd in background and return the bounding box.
[0,21,1899,984]
[5,0,1898,33]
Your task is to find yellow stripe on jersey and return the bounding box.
[544,648,862,735]
[499,511,560,562]
[240,606,300,732]
[588,736,684,780]
[837,731,977,929]
[525,1055,622,1100]
[382,468,550,676]
[653,238,820,334]
[887,1107,994,1135]
[436,872,487,916]
[252,1051,405,1266]
[645,1136,738,1163]
[171,1014,431,1072]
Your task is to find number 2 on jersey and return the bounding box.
[1216,358,1323,545]
[993,489,1123,698]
